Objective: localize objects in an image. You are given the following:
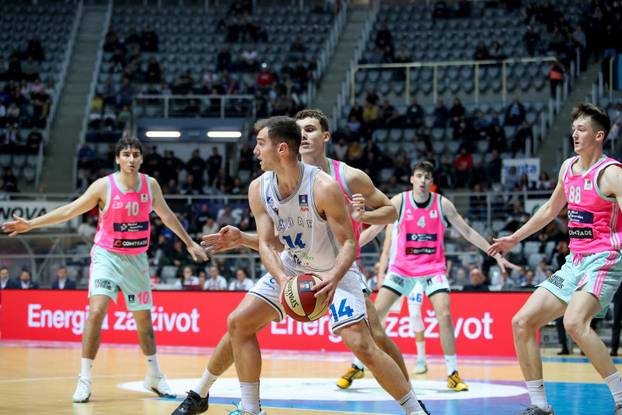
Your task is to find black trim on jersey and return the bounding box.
[414,194,432,209]
[332,313,366,332]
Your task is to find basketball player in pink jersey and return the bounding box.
[174,109,422,415]
[362,160,518,392]
[2,137,207,403]
[489,104,622,415]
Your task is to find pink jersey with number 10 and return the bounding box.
[94,173,152,255]
[563,155,622,254]
[389,191,447,277]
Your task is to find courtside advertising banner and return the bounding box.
[0,290,529,356]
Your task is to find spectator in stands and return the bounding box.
[204,265,227,291]
[462,266,489,292]
[404,97,425,128]
[18,269,39,289]
[572,25,587,70]
[141,24,159,52]
[0,266,19,289]
[380,99,400,127]
[145,58,161,84]
[51,266,77,290]
[432,99,449,128]
[534,261,549,286]
[549,59,565,98]
[488,41,506,61]
[503,165,520,191]
[6,56,22,81]
[473,42,490,61]
[512,121,533,155]
[26,38,44,62]
[453,147,473,188]
[77,216,97,240]
[216,48,232,72]
[520,269,537,289]
[468,182,487,220]
[217,206,237,227]
[202,217,219,237]
[2,167,18,193]
[523,25,540,56]
[449,97,465,125]
[181,174,202,196]
[537,171,554,190]
[487,123,507,153]
[207,147,223,186]
[504,97,526,126]
[362,100,380,132]
[229,268,253,291]
[240,46,258,72]
[21,56,40,82]
[503,200,530,233]
[25,128,43,153]
[185,149,206,190]
[176,265,200,290]
[375,23,393,50]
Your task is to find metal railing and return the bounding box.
[38,1,84,190]
[309,0,349,105]
[132,94,256,119]
[331,0,380,129]
[353,56,557,106]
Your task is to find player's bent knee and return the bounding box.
[512,312,536,335]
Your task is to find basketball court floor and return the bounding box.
[0,341,619,415]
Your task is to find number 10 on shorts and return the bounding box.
[329,298,353,322]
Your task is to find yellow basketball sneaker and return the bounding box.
[447,370,469,391]
[336,364,364,389]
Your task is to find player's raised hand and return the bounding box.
[1,214,32,237]
[201,225,242,253]
[487,234,519,256]
[350,193,366,222]
[312,272,339,307]
[187,241,209,262]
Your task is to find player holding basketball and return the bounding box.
[357,160,518,392]
[173,116,429,415]
[489,104,622,415]
[1,137,207,403]
[189,109,416,397]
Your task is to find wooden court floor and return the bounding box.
[0,341,619,415]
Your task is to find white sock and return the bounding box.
[79,358,93,380]
[416,341,426,362]
[193,368,218,398]
[240,381,260,413]
[605,372,622,404]
[526,379,548,409]
[444,354,457,375]
[399,390,423,413]
[145,353,162,377]
[352,357,365,370]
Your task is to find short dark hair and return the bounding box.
[0,266,8,272]
[115,136,143,157]
[571,103,611,138]
[412,160,434,176]
[254,116,301,156]
[295,109,330,132]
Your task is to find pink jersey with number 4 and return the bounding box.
[389,191,447,277]
[94,173,152,254]
[563,155,622,254]
[329,158,362,258]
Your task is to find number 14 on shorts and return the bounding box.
[329,298,353,322]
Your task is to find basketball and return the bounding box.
[281,273,328,322]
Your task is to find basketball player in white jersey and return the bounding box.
[2,137,207,402]
[489,104,622,414]
[359,161,518,392]
[172,116,429,415]
[183,109,418,402]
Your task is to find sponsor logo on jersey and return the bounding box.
[266,195,279,215]
[548,274,564,289]
[140,193,148,203]
[406,233,437,242]
[94,279,114,291]
[567,210,594,224]
[406,247,437,255]
[112,201,123,209]
[113,221,149,232]
[298,194,309,211]
[584,179,593,190]
[430,209,438,218]
[113,238,149,248]
[568,227,593,239]
[127,294,135,303]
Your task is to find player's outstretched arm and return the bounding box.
[442,196,521,274]
[150,178,207,262]
[248,178,288,286]
[1,178,105,236]
[201,225,262,253]
[346,166,398,225]
[312,173,357,305]
[488,160,569,256]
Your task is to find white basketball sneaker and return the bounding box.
[227,402,267,415]
[143,373,175,398]
[72,377,92,403]
[414,359,428,374]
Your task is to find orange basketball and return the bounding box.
[281,273,329,322]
